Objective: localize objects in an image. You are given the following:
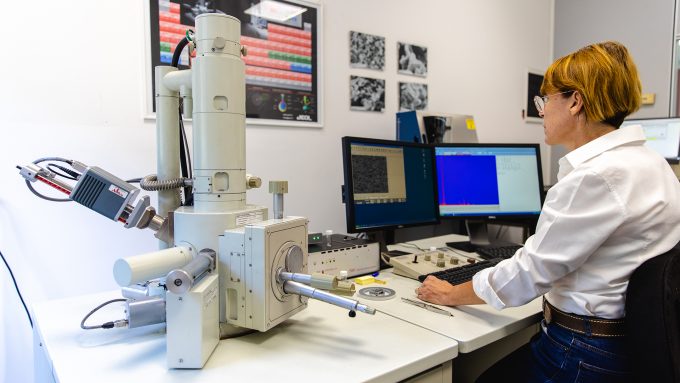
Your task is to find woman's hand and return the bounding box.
[416,278,485,306]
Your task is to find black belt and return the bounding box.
[543,298,626,337]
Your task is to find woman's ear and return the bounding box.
[570,91,584,116]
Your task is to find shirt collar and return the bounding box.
[557,125,646,180]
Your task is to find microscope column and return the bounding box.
[191,13,246,213]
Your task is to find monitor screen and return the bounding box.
[342,137,439,233]
[620,117,680,163]
[435,144,544,219]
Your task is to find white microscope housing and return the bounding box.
[18,12,374,371]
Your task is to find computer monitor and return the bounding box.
[620,117,680,164]
[342,136,440,233]
[434,143,544,251]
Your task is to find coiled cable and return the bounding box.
[139,175,191,191]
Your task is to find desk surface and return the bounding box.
[373,234,542,353]
[33,290,458,383]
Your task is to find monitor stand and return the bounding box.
[367,230,404,268]
[446,219,513,253]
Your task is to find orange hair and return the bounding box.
[541,41,641,127]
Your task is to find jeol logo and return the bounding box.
[296,114,312,121]
[109,185,129,199]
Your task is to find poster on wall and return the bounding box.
[349,31,385,70]
[147,0,322,127]
[350,76,385,112]
[399,82,428,111]
[397,43,427,77]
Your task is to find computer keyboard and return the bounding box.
[418,258,503,285]
[476,245,523,260]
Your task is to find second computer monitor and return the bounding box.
[620,117,680,164]
[435,143,544,250]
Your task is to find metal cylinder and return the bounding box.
[155,66,182,244]
[273,193,284,219]
[148,213,165,231]
[269,181,288,219]
[113,246,193,287]
[283,281,375,315]
[166,249,215,294]
[279,271,311,285]
[279,271,337,290]
[126,297,166,328]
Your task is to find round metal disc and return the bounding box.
[358,287,397,301]
[285,245,304,273]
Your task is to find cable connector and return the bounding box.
[70,160,87,173]
[18,163,48,182]
[100,319,128,329]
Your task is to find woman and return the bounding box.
[416,41,680,382]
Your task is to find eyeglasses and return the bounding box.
[533,91,573,115]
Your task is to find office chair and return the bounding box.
[625,244,680,382]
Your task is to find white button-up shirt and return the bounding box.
[472,125,680,318]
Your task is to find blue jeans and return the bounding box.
[477,320,631,382]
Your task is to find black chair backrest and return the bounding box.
[625,245,680,382]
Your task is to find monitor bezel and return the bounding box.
[433,142,545,221]
[342,136,441,233]
[621,117,680,164]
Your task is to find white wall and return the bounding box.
[0,1,553,381]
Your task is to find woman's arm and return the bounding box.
[417,277,485,306]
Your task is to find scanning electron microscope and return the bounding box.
[17,13,374,369]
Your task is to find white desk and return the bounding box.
[372,234,542,353]
[33,290,458,383]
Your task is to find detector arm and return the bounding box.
[17,161,171,243]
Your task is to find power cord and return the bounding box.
[400,242,428,252]
[0,249,33,327]
[80,299,128,330]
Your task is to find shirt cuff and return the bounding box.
[472,267,507,310]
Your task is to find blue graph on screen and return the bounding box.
[437,155,499,205]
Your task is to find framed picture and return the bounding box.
[350,76,385,112]
[397,43,427,77]
[525,68,544,123]
[146,0,323,127]
[349,31,385,70]
[399,82,428,111]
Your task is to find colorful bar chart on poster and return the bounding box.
[240,24,313,92]
[158,0,193,66]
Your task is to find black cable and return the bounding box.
[33,157,73,166]
[126,178,142,184]
[170,34,194,205]
[180,114,192,180]
[0,250,33,328]
[178,110,194,206]
[178,110,189,186]
[80,299,127,330]
[46,163,80,180]
[171,37,190,68]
